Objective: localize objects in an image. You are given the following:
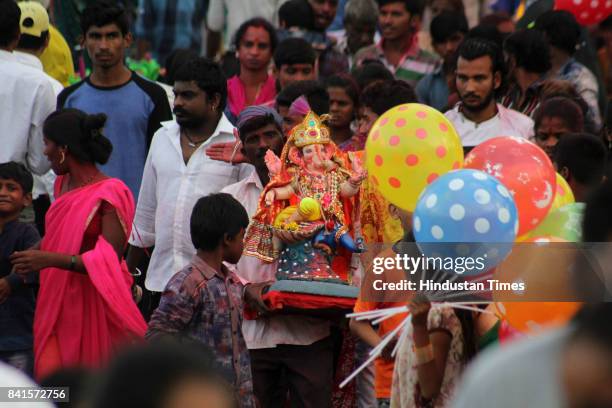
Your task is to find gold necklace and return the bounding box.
[183,130,206,148]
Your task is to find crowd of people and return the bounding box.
[1,0,611,407]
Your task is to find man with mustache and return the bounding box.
[444,37,533,154]
[127,58,253,319]
[58,1,172,200]
[354,0,438,88]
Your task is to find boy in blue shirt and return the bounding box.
[0,162,40,377]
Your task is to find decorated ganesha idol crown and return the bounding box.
[291,111,331,147]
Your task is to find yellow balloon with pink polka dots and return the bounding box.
[365,103,464,211]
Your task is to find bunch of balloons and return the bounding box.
[364,104,582,333]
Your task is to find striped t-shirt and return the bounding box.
[355,37,439,88]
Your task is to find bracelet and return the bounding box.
[413,343,434,365]
[69,255,77,271]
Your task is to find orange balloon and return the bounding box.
[496,302,580,333]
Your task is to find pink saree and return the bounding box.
[227,75,277,119]
[34,176,147,379]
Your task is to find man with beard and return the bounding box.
[355,0,438,88]
[127,58,253,319]
[445,37,533,153]
[58,1,172,200]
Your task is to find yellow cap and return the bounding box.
[18,1,50,38]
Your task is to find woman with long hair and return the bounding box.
[11,109,147,379]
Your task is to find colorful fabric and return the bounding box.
[146,257,254,407]
[236,105,282,131]
[500,78,546,118]
[248,291,357,318]
[354,247,411,399]
[355,37,439,88]
[135,0,207,62]
[337,133,367,153]
[223,178,331,350]
[227,75,277,121]
[415,65,451,112]
[244,114,361,273]
[391,307,465,408]
[332,328,358,408]
[289,95,311,117]
[555,58,602,130]
[359,177,404,244]
[34,177,147,379]
[39,25,74,87]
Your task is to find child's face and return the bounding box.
[0,178,31,217]
[224,228,246,265]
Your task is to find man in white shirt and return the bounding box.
[206,0,287,58]
[127,58,253,318]
[15,1,62,232]
[0,0,55,177]
[15,2,62,96]
[444,37,533,153]
[222,106,334,408]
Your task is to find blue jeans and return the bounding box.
[0,349,34,378]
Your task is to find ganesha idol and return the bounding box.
[244,111,366,285]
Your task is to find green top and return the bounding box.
[478,320,501,351]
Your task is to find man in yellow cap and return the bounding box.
[19,0,75,87]
[15,1,62,95]
[14,1,62,233]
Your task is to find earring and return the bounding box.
[59,151,66,164]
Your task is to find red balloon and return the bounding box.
[555,0,611,25]
[464,137,556,236]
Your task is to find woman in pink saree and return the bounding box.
[11,109,147,380]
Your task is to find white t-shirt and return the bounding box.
[445,103,534,147]
[129,116,254,292]
[206,0,288,50]
[451,327,570,408]
[0,362,55,408]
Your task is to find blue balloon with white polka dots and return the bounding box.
[413,169,518,275]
